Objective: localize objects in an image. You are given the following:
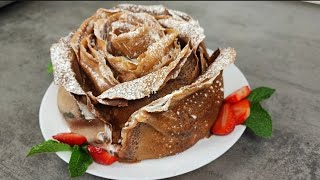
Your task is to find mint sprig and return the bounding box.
[27,140,92,178]
[47,62,53,74]
[247,87,275,103]
[69,145,93,178]
[245,86,275,137]
[27,140,72,157]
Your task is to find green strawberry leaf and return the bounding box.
[244,102,272,138]
[68,145,93,178]
[248,87,275,103]
[47,62,53,74]
[27,140,72,157]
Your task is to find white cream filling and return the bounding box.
[78,102,95,120]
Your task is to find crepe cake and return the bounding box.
[51,4,237,162]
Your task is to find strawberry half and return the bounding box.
[52,132,87,146]
[225,86,251,104]
[211,103,236,135]
[231,99,250,125]
[87,145,118,165]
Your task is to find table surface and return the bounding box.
[0,1,319,180]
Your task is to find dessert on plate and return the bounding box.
[50,4,236,162]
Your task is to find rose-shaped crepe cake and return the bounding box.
[51,4,236,162]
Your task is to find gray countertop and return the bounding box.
[0,1,319,180]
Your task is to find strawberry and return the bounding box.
[52,132,87,146]
[87,145,118,165]
[225,86,251,104]
[231,99,250,125]
[211,103,236,135]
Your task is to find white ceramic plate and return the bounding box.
[39,50,249,180]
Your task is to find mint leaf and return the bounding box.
[248,87,275,103]
[244,102,272,137]
[27,140,72,157]
[47,62,53,74]
[68,145,93,178]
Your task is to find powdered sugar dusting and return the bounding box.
[52,4,207,98]
[117,26,144,40]
[144,30,175,58]
[111,21,135,31]
[118,12,164,40]
[50,33,85,95]
[159,18,205,50]
[98,67,168,101]
[168,9,191,21]
[97,44,191,102]
[116,4,167,16]
[116,4,205,49]
[196,48,236,83]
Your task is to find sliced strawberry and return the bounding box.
[225,86,251,104]
[211,103,236,135]
[231,99,250,125]
[87,145,118,165]
[52,132,87,146]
